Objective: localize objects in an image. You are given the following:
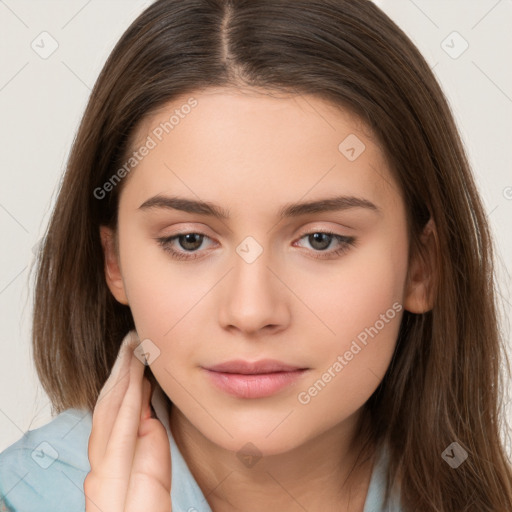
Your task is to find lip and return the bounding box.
[202,359,309,399]
[204,358,305,374]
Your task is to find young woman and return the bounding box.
[1,0,511,511]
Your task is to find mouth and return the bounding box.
[204,358,307,374]
[202,359,310,398]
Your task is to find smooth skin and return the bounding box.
[91,87,435,511]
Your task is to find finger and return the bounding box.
[103,343,146,472]
[87,341,146,511]
[125,378,172,512]
[139,377,153,428]
[88,330,139,465]
[125,429,172,512]
[96,330,139,403]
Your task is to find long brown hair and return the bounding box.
[32,0,512,509]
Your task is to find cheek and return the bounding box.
[294,231,407,402]
[121,261,201,395]
[121,260,177,338]
[117,234,197,353]
[301,230,407,346]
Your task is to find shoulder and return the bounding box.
[0,408,92,512]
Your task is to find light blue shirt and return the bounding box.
[0,386,402,511]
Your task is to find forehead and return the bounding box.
[120,87,401,217]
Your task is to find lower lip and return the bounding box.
[203,369,308,398]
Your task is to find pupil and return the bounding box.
[310,233,331,251]
[181,234,202,250]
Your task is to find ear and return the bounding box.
[403,218,437,314]
[99,225,129,305]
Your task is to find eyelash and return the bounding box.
[156,230,356,261]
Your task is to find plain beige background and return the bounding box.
[0,0,511,454]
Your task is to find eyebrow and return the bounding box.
[138,194,380,219]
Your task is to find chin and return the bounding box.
[201,421,310,458]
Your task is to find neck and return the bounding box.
[169,405,376,512]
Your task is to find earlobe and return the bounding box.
[403,218,437,314]
[99,225,129,305]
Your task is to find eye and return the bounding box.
[156,230,356,261]
[294,230,356,259]
[156,232,214,261]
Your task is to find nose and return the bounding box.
[218,247,291,337]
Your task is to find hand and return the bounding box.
[84,331,172,512]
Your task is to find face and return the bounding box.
[101,87,427,456]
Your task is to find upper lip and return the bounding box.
[204,359,306,375]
